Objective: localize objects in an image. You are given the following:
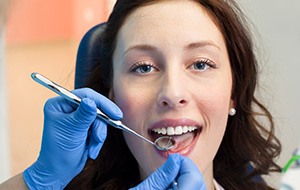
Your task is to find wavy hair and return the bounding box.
[66,0,281,189]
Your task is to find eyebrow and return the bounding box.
[123,40,220,56]
[123,44,158,56]
[185,41,220,51]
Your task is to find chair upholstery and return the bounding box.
[74,23,106,89]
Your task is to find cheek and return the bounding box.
[199,83,232,117]
[113,85,150,127]
[191,84,232,172]
[113,84,164,178]
[199,90,230,138]
[203,86,231,141]
[112,81,157,151]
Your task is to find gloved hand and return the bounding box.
[131,154,206,190]
[23,88,123,189]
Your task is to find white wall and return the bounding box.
[241,0,300,184]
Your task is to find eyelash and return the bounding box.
[190,58,216,71]
[130,61,158,74]
[130,58,216,74]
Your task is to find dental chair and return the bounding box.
[74,23,265,184]
[75,23,106,89]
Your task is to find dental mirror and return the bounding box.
[31,72,175,151]
[154,136,175,151]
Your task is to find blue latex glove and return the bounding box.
[131,154,206,190]
[23,88,123,189]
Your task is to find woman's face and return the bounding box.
[112,0,233,182]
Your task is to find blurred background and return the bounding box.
[0,0,300,188]
[0,0,116,182]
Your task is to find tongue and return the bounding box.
[170,132,195,151]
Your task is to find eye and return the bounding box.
[190,58,215,71]
[130,61,158,74]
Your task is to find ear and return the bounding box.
[230,99,235,108]
[108,88,114,100]
[228,99,236,116]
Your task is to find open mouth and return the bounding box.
[149,125,202,154]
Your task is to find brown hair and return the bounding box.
[66,0,281,189]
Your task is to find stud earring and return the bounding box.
[229,108,236,116]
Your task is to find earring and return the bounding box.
[229,108,236,116]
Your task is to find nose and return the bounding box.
[157,74,189,108]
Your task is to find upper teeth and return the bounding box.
[152,126,197,136]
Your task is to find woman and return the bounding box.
[1,0,281,189]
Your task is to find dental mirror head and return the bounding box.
[154,136,175,151]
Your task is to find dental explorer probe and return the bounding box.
[31,72,175,151]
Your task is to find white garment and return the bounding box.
[214,179,225,190]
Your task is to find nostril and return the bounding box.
[157,90,189,108]
[159,98,188,108]
[162,101,168,106]
[179,100,186,104]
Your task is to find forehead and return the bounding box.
[116,0,225,50]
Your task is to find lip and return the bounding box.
[149,118,202,157]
